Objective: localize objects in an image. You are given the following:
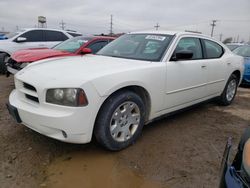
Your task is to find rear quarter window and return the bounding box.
[44,30,68,41]
[203,39,224,59]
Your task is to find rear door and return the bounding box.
[44,30,69,48]
[165,36,207,109]
[201,39,227,96]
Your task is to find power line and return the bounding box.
[210,20,217,37]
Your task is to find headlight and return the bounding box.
[46,88,88,107]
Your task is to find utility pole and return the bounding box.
[210,20,217,37]
[59,20,66,30]
[236,35,240,43]
[219,33,223,41]
[154,23,160,30]
[109,15,113,36]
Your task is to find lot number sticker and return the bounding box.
[145,35,166,41]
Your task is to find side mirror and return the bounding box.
[16,37,27,43]
[81,48,92,54]
[171,50,193,61]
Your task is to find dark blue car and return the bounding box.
[233,45,250,85]
[219,127,250,188]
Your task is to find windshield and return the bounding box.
[233,46,250,57]
[97,34,173,61]
[53,36,92,53]
[6,30,25,39]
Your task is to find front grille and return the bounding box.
[25,94,39,103]
[7,58,22,70]
[16,81,40,104]
[23,82,37,92]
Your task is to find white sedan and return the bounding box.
[7,31,244,150]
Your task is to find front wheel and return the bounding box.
[218,74,238,106]
[94,90,146,151]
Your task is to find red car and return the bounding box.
[6,36,115,76]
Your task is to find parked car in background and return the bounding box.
[0,28,81,74]
[6,36,115,76]
[233,45,250,85]
[219,127,250,188]
[7,31,244,151]
[0,34,7,40]
[226,43,244,51]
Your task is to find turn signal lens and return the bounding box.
[78,89,88,106]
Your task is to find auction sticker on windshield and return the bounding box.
[145,35,166,41]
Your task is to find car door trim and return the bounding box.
[166,79,225,95]
[166,83,207,95]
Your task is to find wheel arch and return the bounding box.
[231,70,241,84]
[95,85,152,126]
[0,51,10,56]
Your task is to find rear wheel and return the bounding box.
[218,74,238,106]
[0,53,9,74]
[94,90,146,151]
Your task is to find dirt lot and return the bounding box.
[0,75,250,188]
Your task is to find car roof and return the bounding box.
[226,43,245,45]
[21,28,74,33]
[92,36,116,40]
[129,30,213,38]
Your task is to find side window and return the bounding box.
[19,30,44,42]
[173,37,203,60]
[44,31,68,41]
[203,39,224,59]
[88,41,109,54]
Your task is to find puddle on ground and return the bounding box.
[46,149,162,188]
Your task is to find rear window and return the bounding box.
[203,39,224,59]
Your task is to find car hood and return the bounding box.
[12,48,74,63]
[15,55,151,86]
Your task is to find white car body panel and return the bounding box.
[8,31,244,144]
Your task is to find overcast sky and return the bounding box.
[0,0,249,42]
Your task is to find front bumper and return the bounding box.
[7,66,19,75]
[6,58,28,76]
[8,89,96,144]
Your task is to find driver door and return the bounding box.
[165,37,207,109]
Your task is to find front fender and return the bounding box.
[90,66,166,119]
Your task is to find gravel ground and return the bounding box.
[0,75,249,188]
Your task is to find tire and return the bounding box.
[0,53,9,74]
[218,74,238,106]
[94,90,146,151]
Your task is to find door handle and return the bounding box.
[227,62,231,65]
[201,65,207,68]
